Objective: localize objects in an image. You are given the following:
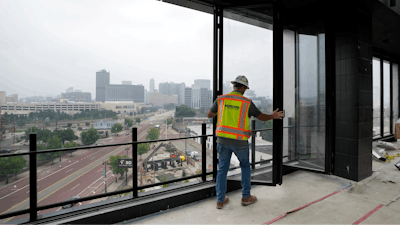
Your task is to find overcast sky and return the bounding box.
[0,0,277,100]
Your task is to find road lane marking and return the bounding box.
[90,157,95,160]
[65,169,73,173]
[0,145,125,216]
[0,161,79,201]
[97,169,102,173]
[71,184,80,190]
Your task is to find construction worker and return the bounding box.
[207,75,284,209]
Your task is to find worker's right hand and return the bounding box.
[271,108,284,119]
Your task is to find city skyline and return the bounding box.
[0,0,274,100]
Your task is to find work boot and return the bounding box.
[241,195,257,206]
[216,196,229,209]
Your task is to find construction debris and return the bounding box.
[377,141,398,150]
[395,159,400,170]
[372,149,387,162]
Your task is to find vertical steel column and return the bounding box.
[202,123,207,181]
[218,8,223,95]
[390,61,393,134]
[212,6,219,181]
[132,127,138,198]
[29,134,37,222]
[251,120,256,169]
[381,58,384,137]
[273,0,283,185]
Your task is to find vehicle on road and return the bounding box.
[126,132,129,135]
[155,125,160,129]
[62,196,81,209]
[185,150,192,156]
[193,155,202,162]
[0,150,11,154]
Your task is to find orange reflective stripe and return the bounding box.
[217,125,249,132]
[218,97,250,104]
[216,130,250,138]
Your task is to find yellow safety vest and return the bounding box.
[216,91,251,140]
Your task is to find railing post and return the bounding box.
[132,127,138,198]
[201,123,207,181]
[251,120,256,170]
[29,134,37,222]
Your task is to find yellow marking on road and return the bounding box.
[0,144,127,223]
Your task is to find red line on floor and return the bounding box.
[264,188,346,224]
[353,204,384,225]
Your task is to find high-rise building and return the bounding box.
[184,87,192,108]
[66,87,73,93]
[194,79,211,90]
[200,88,212,108]
[150,78,155,93]
[105,84,144,102]
[144,88,148,103]
[158,82,185,105]
[96,69,110,102]
[122,81,132,85]
[95,69,144,102]
[0,91,6,105]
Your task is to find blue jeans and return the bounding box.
[216,143,251,203]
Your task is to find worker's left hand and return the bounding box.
[271,108,284,119]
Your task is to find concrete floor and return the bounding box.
[118,148,400,224]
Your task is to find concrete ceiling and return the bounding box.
[164,0,400,60]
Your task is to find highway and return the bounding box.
[0,110,174,223]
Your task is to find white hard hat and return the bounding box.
[231,75,249,89]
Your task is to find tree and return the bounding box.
[134,117,141,124]
[45,117,51,126]
[162,174,169,188]
[111,123,123,133]
[146,128,159,140]
[0,156,26,184]
[64,141,78,157]
[137,143,150,160]
[125,118,133,127]
[67,123,72,128]
[81,128,100,145]
[25,127,39,137]
[85,122,90,127]
[109,155,128,180]
[17,121,25,128]
[46,136,63,164]
[165,118,173,125]
[112,116,118,120]
[164,103,175,110]
[175,105,196,118]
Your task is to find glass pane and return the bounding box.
[383,61,390,134]
[393,63,399,132]
[283,29,296,162]
[250,130,273,165]
[0,153,29,224]
[296,33,325,170]
[373,58,381,137]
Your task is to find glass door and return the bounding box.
[283,22,327,172]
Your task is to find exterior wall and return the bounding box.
[148,92,177,107]
[200,88,212,108]
[96,69,110,102]
[94,120,117,130]
[5,94,18,103]
[150,78,155,93]
[184,87,192,108]
[334,5,373,181]
[158,82,185,105]
[0,92,5,105]
[0,103,100,115]
[61,92,92,102]
[191,85,201,109]
[105,84,144,102]
[122,81,132,85]
[99,101,145,114]
[194,79,211,90]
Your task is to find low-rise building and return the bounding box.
[94,120,117,130]
[0,102,100,116]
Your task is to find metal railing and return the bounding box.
[0,123,213,222]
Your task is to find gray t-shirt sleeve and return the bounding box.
[248,101,262,118]
[210,99,218,113]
